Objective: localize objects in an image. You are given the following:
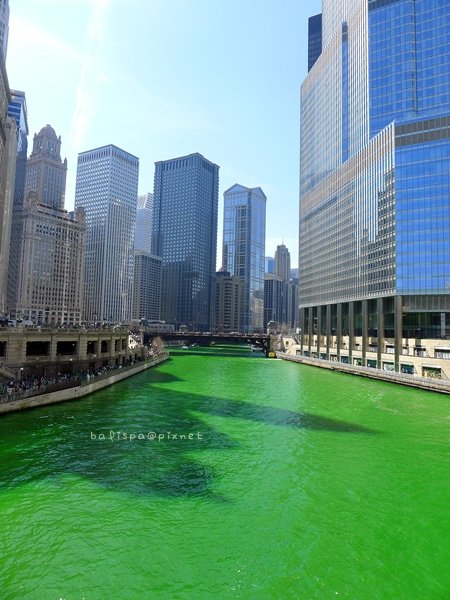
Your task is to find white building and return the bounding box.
[75,145,139,323]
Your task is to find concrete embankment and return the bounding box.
[0,354,169,415]
[277,352,450,395]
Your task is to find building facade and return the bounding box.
[13,194,85,325]
[24,124,67,210]
[215,269,243,333]
[132,251,161,322]
[222,184,266,333]
[75,145,139,324]
[0,50,16,317]
[135,192,153,253]
[6,90,28,315]
[9,125,85,325]
[299,0,450,379]
[264,274,285,330]
[153,153,219,331]
[264,256,274,274]
[0,0,8,62]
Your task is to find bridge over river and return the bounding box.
[143,331,274,355]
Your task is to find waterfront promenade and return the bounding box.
[0,351,168,414]
[277,352,450,395]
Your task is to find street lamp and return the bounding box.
[19,367,23,382]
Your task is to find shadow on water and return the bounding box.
[0,362,379,501]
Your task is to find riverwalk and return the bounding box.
[0,352,169,415]
[277,352,450,394]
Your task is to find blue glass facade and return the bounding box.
[153,153,219,331]
[222,184,266,333]
[299,0,450,373]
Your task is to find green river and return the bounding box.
[0,346,448,599]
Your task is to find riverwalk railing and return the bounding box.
[0,352,168,404]
[277,352,450,394]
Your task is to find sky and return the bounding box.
[6,0,321,268]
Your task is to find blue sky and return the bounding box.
[6,0,321,267]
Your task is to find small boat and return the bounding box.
[250,344,263,352]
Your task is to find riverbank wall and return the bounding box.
[277,352,450,395]
[0,353,169,415]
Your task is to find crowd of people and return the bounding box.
[0,344,166,403]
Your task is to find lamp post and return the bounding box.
[69,357,73,378]
[19,367,23,382]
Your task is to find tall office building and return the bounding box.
[75,144,139,323]
[132,251,161,322]
[299,1,450,378]
[274,244,291,283]
[222,184,266,333]
[6,90,28,314]
[135,192,153,253]
[0,49,16,316]
[264,256,274,274]
[153,152,219,331]
[264,274,285,329]
[14,196,86,325]
[0,0,9,62]
[308,13,322,72]
[10,125,85,325]
[215,269,243,333]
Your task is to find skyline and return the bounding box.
[6,0,321,267]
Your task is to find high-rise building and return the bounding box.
[0,49,16,316]
[0,0,9,62]
[222,184,266,333]
[135,192,153,253]
[75,145,139,323]
[24,124,67,210]
[264,274,285,330]
[215,269,243,333]
[6,90,28,314]
[14,195,86,325]
[286,276,299,331]
[132,251,161,322]
[308,13,322,72]
[153,152,219,331]
[274,244,291,283]
[264,256,274,274]
[10,125,85,325]
[299,1,450,378]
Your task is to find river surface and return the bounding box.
[0,346,448,599]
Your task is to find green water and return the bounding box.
[0,346,448,600]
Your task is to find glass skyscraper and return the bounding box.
[299,0,450,378]
[75,145,139,323]
[222,184,266,333]
[153,153,219,331]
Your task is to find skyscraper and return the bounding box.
[153,153,219,331]
[299,1,450,378]
[75,145,139,323]
[11,125,85,325]
[24,125,67,210]
[6,91,28,314]
[215,269,243,333]
[135,192,153,253]
[0,0,9,62]
[274,244,291,283]
[264,256,274,274]
[222,184,266,333]
[307,13,322,72]
[132,251,161,322]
